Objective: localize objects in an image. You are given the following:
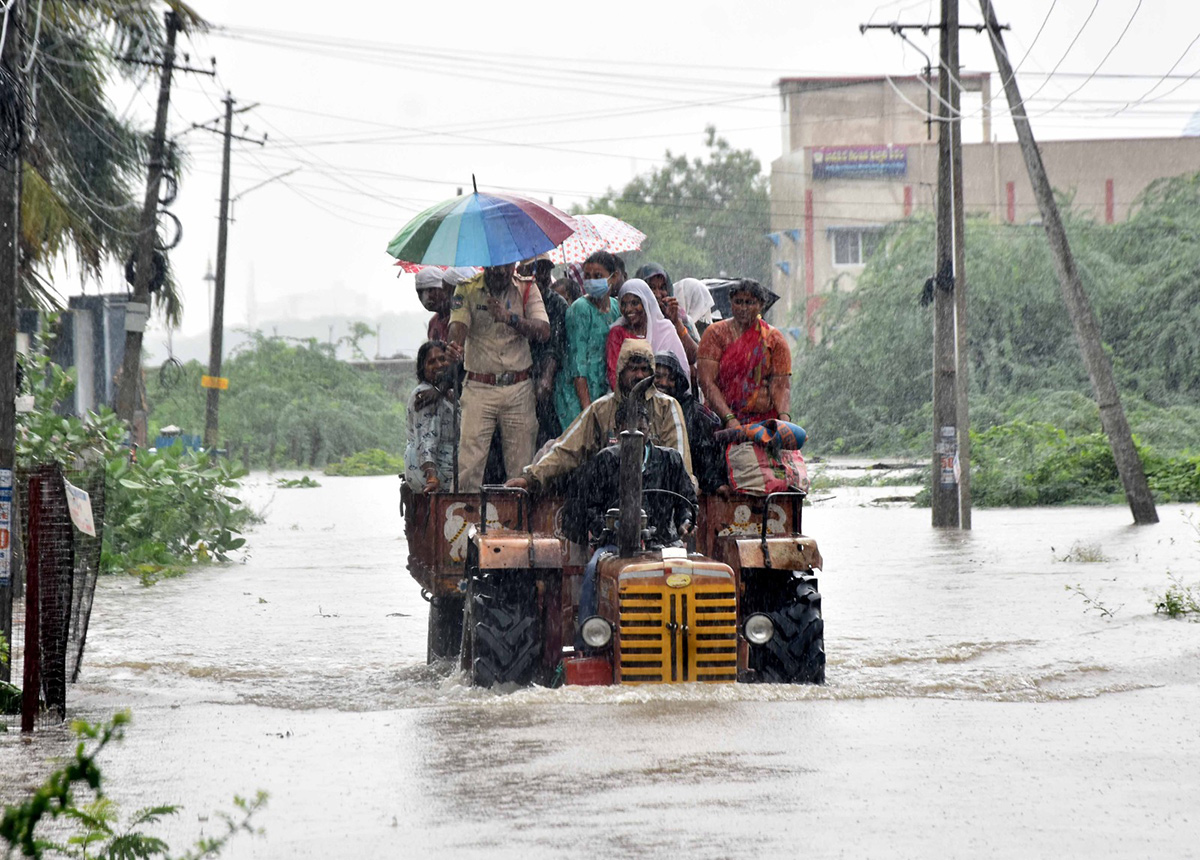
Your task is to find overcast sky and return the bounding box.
[67,0,1200,351]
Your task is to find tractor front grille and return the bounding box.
[618,581,737,683]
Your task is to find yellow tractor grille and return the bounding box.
[618,583,737,683]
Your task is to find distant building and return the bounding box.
[769,74,1200,337]
[19,294,133,416]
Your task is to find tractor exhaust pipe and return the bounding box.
[617,377,654,558]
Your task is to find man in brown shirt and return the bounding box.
[448,263,550,491]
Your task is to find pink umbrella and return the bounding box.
[393,261,480,276]
[547,213,646,265]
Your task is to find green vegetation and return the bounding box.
[105,444,251,578]
[585,127,770,283]
[21,1,206,317]
[1064,583,1122,618]
[0,713,265,859]
[0,635,14,717]
[147,331,406,470]
[19,326,252,578]
[1154,574,1200,618]
[324,448,404,477]
[275,476,321,489]
[798,174,1200,505]
[1055,541,1108,563]
[1153,512,1200,619]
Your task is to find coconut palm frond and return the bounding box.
[41,1,208,81]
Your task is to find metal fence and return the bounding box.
[1,464,105,732]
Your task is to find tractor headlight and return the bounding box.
[743,613,775,645]
[580,616,613,649]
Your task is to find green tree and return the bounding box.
[20,1,205,317]
[586,126,771,282]
[147,331,408,469]
[796,182,1200,457]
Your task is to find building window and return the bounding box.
[830,228,884,266]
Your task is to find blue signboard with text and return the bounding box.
[812,145,907,180]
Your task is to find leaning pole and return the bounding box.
[981,0,1157,525]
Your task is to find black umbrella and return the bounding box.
[702,278,781,320]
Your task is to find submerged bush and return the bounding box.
[105,443,252,574]
[324,448,403,477]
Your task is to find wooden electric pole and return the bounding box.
[0,0,22,683]
[114,11,180,445]
[931,0,961,527]
[980,0,1157,524]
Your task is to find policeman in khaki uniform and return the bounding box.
[447,263,550,491]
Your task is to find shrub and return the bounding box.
[105,443,251,574]
[324,448,404,477]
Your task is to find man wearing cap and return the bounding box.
[506,339,693,492]
[416,266,474,342]
[447,263,550,491]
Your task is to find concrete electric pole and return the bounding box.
[194,95,264,450]
[930,0,961,528]
[863,2,984,529]
[980,0,1158,525]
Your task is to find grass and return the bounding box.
[1054,541,1108,563]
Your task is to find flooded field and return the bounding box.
[3,473,1199,858]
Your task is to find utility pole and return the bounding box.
[863,9,991,529]
[203,95,233,450]
[195,96,264,450]
[980,0,1158,525]
[0,0,22,683]
[114,11,180,445]
[930,0,960,527]
[951,19,972,530]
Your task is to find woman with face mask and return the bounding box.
[558,250,622,428]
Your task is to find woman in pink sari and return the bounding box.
[697,279,792,429]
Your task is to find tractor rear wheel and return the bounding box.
[467,570,540,687]
[750,575,825,684]
[426,593,464,664]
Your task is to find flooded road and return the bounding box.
[4,474,1200,858]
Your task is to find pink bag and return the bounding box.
[725,442,810,494]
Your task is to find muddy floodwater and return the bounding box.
[3,473,1200,858]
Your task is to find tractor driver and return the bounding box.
[565,399,697,646]
[505,338,694,493]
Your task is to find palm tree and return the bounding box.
[18,0,205,320]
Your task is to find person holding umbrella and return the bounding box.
[446,263,550,491]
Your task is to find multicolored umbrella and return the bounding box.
[547,213,646,265]
[386,188,578,267]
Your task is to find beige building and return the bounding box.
[769,74,1200,335]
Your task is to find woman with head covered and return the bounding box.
[604,278,691,392]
